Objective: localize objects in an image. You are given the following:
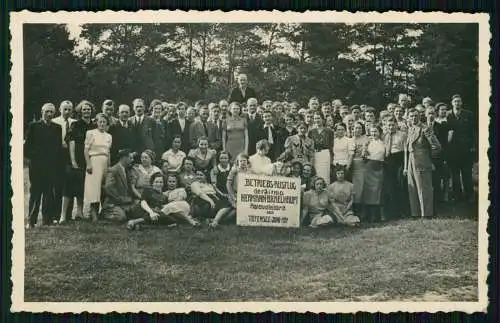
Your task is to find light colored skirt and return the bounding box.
[161,201,190,218]
[351,158,365,204]
[84,155,108,204]
[331,202,360,225]
[314,149,331,185]
[362,159,384,205]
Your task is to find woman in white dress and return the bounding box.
[332,122,354,182]
[84,113,112,221]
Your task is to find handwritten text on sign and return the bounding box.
[236,173,301,228]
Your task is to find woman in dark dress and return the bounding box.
[210,150,232,195]
[308,113,335,185]
[58,100,95,223]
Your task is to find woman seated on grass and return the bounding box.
[129,149,162,200]
[190,171,232,223]
[210,150,232,196]
[209,153,251,228]
[126,172,200,230]
[327,165,360,227]
[301,162,316,191]
[178,156,197,189]
[301,176,334,228]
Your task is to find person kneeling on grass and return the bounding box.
[301,177,334,228]
[327,165,360,227]
[126,172,200,230]
[191,171,232,224]
[101,149,136,222]
[209,153,251,228]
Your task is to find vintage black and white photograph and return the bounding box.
[10,11,490,313]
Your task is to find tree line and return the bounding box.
[23,22,478,121]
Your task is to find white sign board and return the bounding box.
[236,173,301,228]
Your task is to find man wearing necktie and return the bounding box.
[208,104,223,151]
[129,98,155,157]
[254,110,284,161]
[247,97,263,156]
[109,104,135,165]
[383,116,408,220]
[189,106,218,150]
[51,100,76,223]
[403,108,441,219]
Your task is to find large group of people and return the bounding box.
[24,73,478,230]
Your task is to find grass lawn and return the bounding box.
[24,215,478,302]
[23,169,478,302]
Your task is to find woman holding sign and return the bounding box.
[209,153,251,227]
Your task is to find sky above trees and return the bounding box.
[23,23,478,121]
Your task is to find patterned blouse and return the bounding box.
[188,148,217,172]
[308,127,334,151]
[84,129,112,157]
[283,134,315,163]
[352,135,369,160]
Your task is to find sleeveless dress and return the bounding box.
[224,116,247,161]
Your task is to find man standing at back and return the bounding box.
[24,103,62,228]
[129,98,155,156]
[228,73,258,104]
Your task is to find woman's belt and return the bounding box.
[89,153,108,157]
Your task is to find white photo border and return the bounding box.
[9,10,491,313]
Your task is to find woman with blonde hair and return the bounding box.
[83,113,112,221]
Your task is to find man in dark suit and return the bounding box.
[101,149,136,222]
[208,103,223,151]
[129,98,155,155]
[24,103,62,228]
[252,110,284,161]
[189,106,218,150]
[228,73,258,104]
[447,94,476,202]
[167,102,191,153]
[246,97,263,156]
[109,104,135,165]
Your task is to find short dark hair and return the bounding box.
[117,149,132,160]
[149,172,165,186]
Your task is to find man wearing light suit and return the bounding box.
[403,108,441,218]
[189,106,218,150]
